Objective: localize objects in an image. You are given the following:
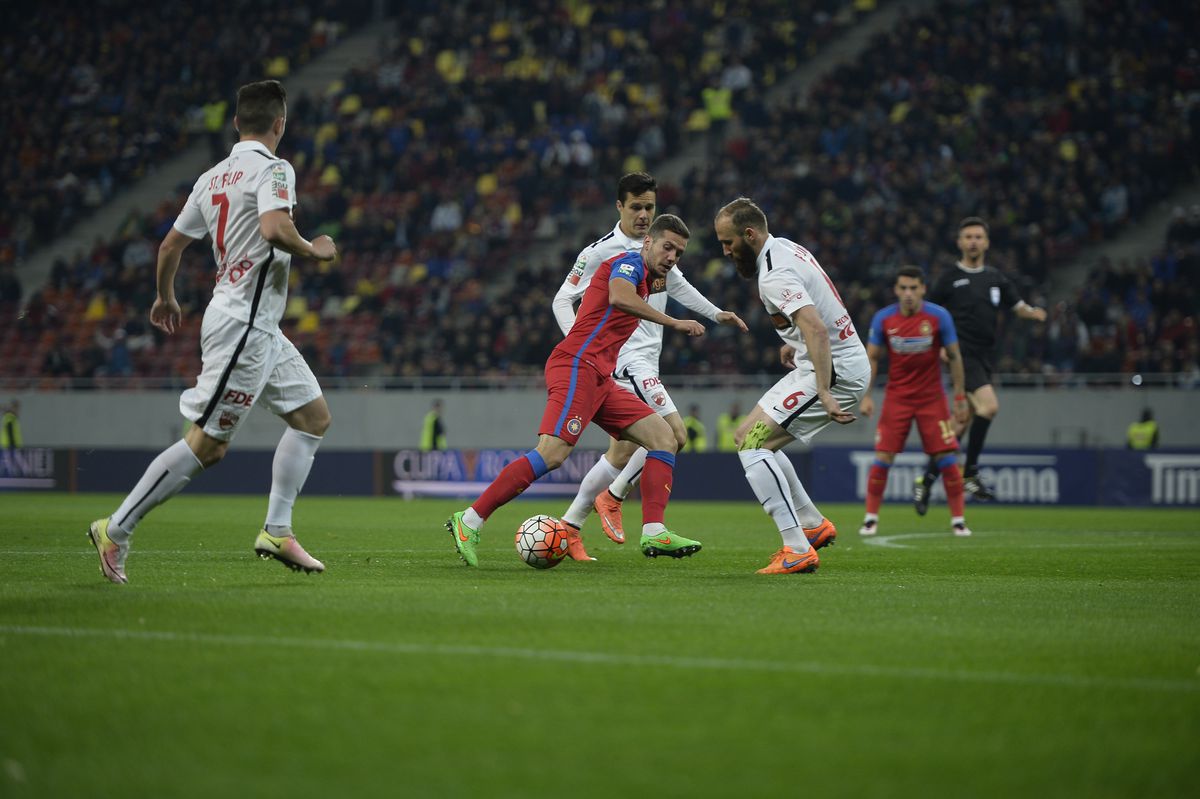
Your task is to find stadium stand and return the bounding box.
[1,0,1198,386]
[0,0,372,263]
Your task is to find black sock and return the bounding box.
[965,416,992,477]
[922,456,938,485]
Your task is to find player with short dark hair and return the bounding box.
[915,217,1046,508]
[859,266,971,537]
[87,79,337,584]
[448,214,708,566]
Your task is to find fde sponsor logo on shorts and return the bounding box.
[222,389,255,407]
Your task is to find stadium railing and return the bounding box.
[0,373,1191,393]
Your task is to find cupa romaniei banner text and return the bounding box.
[388,449,603,498]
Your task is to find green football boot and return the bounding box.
[639,529,702,559]
[446,511,480,567]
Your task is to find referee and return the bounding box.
[915,217,1046,507]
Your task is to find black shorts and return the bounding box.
[961,346,994,393]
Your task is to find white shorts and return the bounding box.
[613,358,677,418]
[758,357,871,447]
[180,307,322,442]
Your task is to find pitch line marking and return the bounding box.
[861,530,1188,550]
[1,624,1195,695]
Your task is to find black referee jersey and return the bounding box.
[927,263,1023,353]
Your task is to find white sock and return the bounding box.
[642,522,665,537]
[610,448,648,499]
[773,451,824,528]
[562,455,622,528]
[463,507,485,530]
[739,448,811,552]
[864,513,879,523]
[264,428,323,530]
[109,440,204,540]
[951,515,965,527]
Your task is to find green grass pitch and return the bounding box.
[1,493,1197,798]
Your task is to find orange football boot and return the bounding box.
[757,546,820,575]
[803,518,838,550]
[563,524,596,561]
[592,490,625,544]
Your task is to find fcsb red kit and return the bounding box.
[869,301,960,454]
[539,252,657,444]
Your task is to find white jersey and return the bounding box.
[553,220,721,372]
[756,235,866,369]
[552,220,643,336]
[173,141,297,333]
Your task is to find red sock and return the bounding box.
[866,462,889,514]
[472,457,537,520]
[942,463,965,517]
[640,453,674,525]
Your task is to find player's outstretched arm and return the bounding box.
[1014,300,1047,322]
[260,209,337,261]
[715,311,749,332]
[609,277,704,336]
[151,227,197,335]
[666,268,747,330]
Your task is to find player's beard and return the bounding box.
[734,255,756,279]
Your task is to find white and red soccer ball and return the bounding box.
[514,515,569,569]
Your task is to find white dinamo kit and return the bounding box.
[754,235,870,445]
[173,141,321,441]
[552,221,721,418]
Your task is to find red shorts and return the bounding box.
[874,395,959,454]
[539,351,655,445]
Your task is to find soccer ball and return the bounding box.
[514,515,568,570]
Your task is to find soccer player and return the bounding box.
[87,80,336,584]
[914,217,1047,507]
[714,198,870,575]
[551,172,746,558]
[858,266,972,537]
[448,215,706,567]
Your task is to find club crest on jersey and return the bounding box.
[566,417,582,435]
[990,286,1001,306]
[652,392,666,407]
[919,320,932,335]
[218,411,240,431]
[271,164,289,201]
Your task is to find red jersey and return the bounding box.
[867,301,958,399]
[552,251,649,376]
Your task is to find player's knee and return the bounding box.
[198,442,228,468]
[311,409,332,436]
[538,444,570,471]
[647,430,678,454]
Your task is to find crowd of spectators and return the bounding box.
[0,0,371,265]
[2,0,1199,388]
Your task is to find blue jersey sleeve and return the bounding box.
[868,305,893,347]
[927,302,958,346]
[609,254,645,286]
